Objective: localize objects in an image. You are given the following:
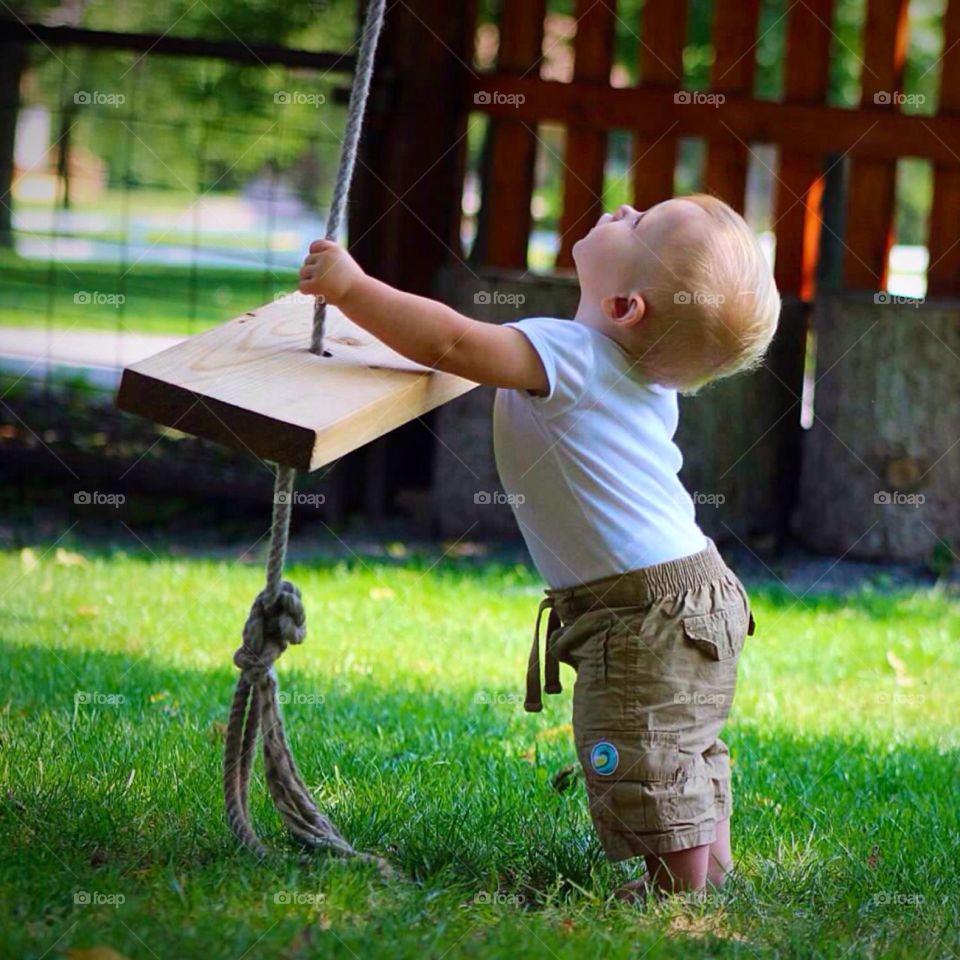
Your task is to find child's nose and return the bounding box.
[612,204,640,220]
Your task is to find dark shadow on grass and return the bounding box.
[2,635,958,914]
[7,535,955,609]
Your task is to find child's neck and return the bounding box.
[573,291,629,352]
[573,290,606,332]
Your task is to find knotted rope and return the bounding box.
[310,0,387,356]
[224,469,395,875]
[223,0,393,874]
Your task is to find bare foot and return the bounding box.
[613,871,653,905]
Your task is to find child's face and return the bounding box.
[572,198,707,295]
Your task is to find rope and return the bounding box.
[310,0,387,356]
[224,467,395,875]
[223,0,395,876]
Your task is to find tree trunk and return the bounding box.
[793,292,960,562]
[350,0,478,521]
[0,41,28,248]
[56,101,77,209]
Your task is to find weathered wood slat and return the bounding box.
[704,0,760,210]
[467,75,960,165]
[483,0,546,269]
[927,0,960,296]
[116,299,478,471]
[632,0,688,210]
[773,0,834,298]
[556,0,615,267]
[843,0,910,290]
[774,159,826,299]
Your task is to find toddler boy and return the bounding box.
[298,193,780,899]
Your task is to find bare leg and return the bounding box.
[638,815,732,898]
[616,816,733,903]
[644,843,711,895]
[706,817,733,889]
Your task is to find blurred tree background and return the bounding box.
[0,0,946,291]
[7,0,356,217]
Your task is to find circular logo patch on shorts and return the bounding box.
[589,740,619,776]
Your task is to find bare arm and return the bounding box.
[298,241,548,394]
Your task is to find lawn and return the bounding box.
[1,545,958,959]
[0,251,299,336]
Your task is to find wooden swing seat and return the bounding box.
[116,295,478,470]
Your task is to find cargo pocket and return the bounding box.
[576,730,681,832]
[681,604,748,661]
[553,611,613,683]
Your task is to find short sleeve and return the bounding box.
[504,317,595,417]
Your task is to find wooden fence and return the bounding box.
[345,0,960,541]
[466,0,960,299]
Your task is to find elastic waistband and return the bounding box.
[523,537,731,713]
[547,537,729,622]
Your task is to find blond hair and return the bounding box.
[630,194,781,394]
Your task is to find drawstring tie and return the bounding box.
[524,595,564,712]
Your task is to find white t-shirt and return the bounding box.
[492,316,708,589]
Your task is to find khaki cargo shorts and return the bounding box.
[523,537,755,860]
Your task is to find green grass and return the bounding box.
[15,188,199,218]
[0,250,300,336]
[1,546,958,959]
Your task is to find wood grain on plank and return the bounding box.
[116,299,478,471]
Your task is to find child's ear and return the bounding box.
[600,292,646,329]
